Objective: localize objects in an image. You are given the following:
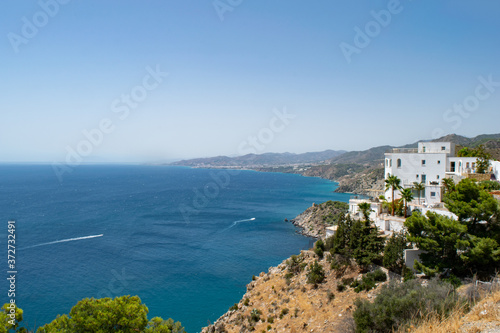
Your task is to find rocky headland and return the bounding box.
[290,201,348,239]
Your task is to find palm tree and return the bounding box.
[358,202,372,221]
[442,178,455,194]
[385,174,402,216]
[400,188,414,217]
[412,181,425,205]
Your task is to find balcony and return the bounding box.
[386,148,418,154]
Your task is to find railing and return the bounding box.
[387,148,418,154]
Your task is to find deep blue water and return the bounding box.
[0,165,350,332]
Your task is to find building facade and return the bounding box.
[384,142,479,206]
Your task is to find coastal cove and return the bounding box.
[0,165,350,333]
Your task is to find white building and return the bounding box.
[346,141,498,236]
[384,142,481,206]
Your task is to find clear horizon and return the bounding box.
[2,1,500,163]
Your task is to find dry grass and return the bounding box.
[399,284,500,333]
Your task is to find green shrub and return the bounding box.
[306,260,325,286]
[279,308,289,319]
[286,254,306,275]
[327,290,335,302]
[443,274,462,288]
[367,269,387,282]
[337,284,346,292]
[267,316,274,323]
[314,239,326,258]
[243,298,250,306]
[353,279,466,333]
[250,308,262,322]
[350,270,386,293]
[229,303,238,311]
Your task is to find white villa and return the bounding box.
[348,142,500,235]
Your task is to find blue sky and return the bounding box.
[2,1,500,163]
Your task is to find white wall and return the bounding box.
[490,160,500,181]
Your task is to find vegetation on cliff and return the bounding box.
[291,200,348,238]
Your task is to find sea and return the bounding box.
[0,165,350,332]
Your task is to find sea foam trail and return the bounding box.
[20,234,104,250]
[221,218,256,232]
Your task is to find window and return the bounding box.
[437,175,440,179]
[416,174,419,179]
[421,175,427,183]
[423,147,426,152]
[437,160,441,164]
[386,159,389,167]
[430,192,436,197]
[397,159,402,168]
[441,146,446,151]
[390,159,392,167]
[450,162,456,172]
[466,162,470,168]
[422,160,426,166]
[472,162,476,168]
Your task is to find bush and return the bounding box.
[243,298,250,306]
[286,254,306,275]
[442,274,462,288]
[368,269,387,282]
[267,316,274,323]
[314,239,325,259]
[337,284,346,292]
[250,308,262,322]
[279,308,289,319]
[350,270,386,293]
[353,279,466,333]
[306,260,325,286]
[229,303,238,311]
[327,290,335,302]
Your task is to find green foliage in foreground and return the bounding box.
[353,279,466,333]
[36,295,185,333]
[0,303,25,333]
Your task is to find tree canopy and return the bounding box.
[36,296,185,333]
[406,178,500,277]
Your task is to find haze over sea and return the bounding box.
[0,165,350,332]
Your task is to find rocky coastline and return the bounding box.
[289,201,349,239]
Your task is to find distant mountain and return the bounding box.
[323,133,500,167]
[170,150,347,167]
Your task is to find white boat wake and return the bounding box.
[221,218,256,232]
[20,234,104,250]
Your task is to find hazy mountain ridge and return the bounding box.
[170,150,347,167]
[171,133,500,194]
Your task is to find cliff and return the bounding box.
[202,250,384,333]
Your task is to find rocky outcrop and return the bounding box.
[290,201,348,239]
